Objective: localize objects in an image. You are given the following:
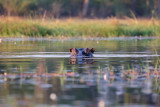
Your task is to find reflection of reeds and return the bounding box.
[152,46,160,75]
[0,17,160,37]
[104,63,160,83]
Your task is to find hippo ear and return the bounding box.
[90,48,95,53]
[76,49,79,54]
[70,48,73,52]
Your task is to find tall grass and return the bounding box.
[0,17,160,37]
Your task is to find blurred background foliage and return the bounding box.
[0,0,160,18]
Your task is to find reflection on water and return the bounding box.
[70,58,94,64]
[0,37,160,107]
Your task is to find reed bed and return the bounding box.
[0,17,160,37]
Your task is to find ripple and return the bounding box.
[40,84,53,88]
[94,54,160,58]
[2,37,160,41]
[0,54,70,58]
[0,53,159,58]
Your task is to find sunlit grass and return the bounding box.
[0,17,160,37]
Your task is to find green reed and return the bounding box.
[0,17,160,37]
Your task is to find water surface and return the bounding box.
[0,37,160,107]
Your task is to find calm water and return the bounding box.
[0,37,160,107]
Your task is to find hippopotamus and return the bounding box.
[69,48,95,58]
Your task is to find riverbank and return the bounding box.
[0,17,160,37]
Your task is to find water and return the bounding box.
[0,37,160,107]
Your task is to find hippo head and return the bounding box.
[82,48,95,57]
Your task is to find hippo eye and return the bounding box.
[82,51,85,55]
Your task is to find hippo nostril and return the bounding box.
[84,53,89,56]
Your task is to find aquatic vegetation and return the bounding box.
[0,17,160,37]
